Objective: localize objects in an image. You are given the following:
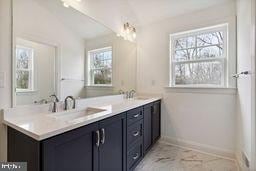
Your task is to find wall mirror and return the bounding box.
[12,0,137,106]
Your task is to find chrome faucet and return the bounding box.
[129,90,136,98]
[64,96,76,110]
[119,90,125,95]
[50,94,59,113]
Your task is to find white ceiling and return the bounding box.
[35,0,114,40]
[126,0,234,26]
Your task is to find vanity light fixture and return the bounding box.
[117,22,136,42]
[61,0,81,8]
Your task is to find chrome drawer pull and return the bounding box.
[133,114,139,118]
[133,131,140,137]
[133,153,139,160]
[96,130,100,147]
[100,128,105,144]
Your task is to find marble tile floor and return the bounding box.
[135,142,238,171]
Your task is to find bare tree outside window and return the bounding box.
[16,46,34,91]
[88,47,112,85]
[170,25,227,87]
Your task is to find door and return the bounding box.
[42,123,99,171]
[98,113,126,171]
[143,103,153,154]
[152,101,161,143]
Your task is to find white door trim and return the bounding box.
[251,0,256,169]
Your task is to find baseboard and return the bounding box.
[235,151,255,171]
[236,153,246,171]
[160,136,236,160]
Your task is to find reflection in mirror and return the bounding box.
[12,0,137,106]
[15,38,57,105]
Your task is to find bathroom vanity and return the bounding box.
[4,96,161,171]
[7,1,161,170]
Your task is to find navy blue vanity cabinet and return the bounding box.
[126,107,144,171]
[143,103,153,154]
[42,122,99,171]
[8,113,127,171]
[7,100,161,171]
[8,127,41,171]
[143,100,161,155]
[98,113,126,171]
[152,101,161,143]
[42,113,127,171]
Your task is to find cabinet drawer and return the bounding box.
[127,107,143,125]
[127,141,143,171]
[127,120,143,146]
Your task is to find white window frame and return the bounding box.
[15,45,35,92]
[169,24,228,88]
[87,47,113,86]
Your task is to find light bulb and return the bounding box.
[63,2,70,8]
[133,32,136,39]
[126,28,129,34]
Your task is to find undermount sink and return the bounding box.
[134,97,150,100]
[48,107,106,122]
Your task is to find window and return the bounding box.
[16,46,34,92]
[87,47,112,86]
[170,24,228,87]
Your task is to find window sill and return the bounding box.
[85,85,114,89]
[16,90,38,94]
[164,86,237,95]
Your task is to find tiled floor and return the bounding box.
[135,142,238,171]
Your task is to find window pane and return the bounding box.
[197,45,223,58]
[16,47,33,70]
[93,55,104,68]
[16,48,30,69]
[197,31,224,46]
[92,51,112,69]
[104,51,112,60]
[89,48,112,85]
[16,70,30,89]
[175,49,197,61]
[93,69,112,85]
[174,61,223,85]
[175,36,195,50]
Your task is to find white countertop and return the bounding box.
[3,96,161,141]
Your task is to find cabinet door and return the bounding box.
[42,123,99,171]
[143,103,153,154]
[98,113,126,171]
[152,101,161,143]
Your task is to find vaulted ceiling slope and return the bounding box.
[34,0,113,39]
[127,0,235,26]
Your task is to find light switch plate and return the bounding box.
[0,72,5,88]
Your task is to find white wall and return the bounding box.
[84,34,137,97]
[0,0,12,161]
[137,2,237,156]
[13,0,85,101]
[236,0,256,169]
[16,38,56,105]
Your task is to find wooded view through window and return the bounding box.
[170,24,227,87]
[88,47,112,86]
[16,46,34,92]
